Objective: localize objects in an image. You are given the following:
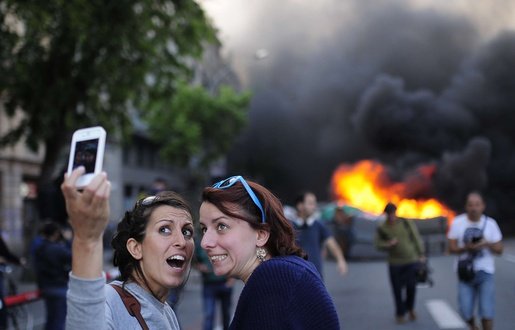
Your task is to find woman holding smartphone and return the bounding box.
[61,167,194,329]
[199,176,340,329]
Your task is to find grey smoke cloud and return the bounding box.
[203,0,515,221]
[434,137,491,210]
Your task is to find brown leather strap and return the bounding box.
[110,284,149,330]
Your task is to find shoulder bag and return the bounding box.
[403,219,432,286]
[110,284,149,330]
[457,216,487,282]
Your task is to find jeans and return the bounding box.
[42,287,67,330]
[458,270,495,321]
[202,281,232,330]
[388,262,418,317]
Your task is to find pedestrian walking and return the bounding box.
[374,202,425,324]
[33,221,72,330]
[61,167,194,329]
[199,175,340,329]
[289,191,348,278]
[447,191,503,330]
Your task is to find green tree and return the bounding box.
[0,0,246,190]
[145,82,251,169]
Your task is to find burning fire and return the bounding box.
[331,160,455,219]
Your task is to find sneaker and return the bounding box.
[396,316,406,324]
[408,310,417,321]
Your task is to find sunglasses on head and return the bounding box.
[212,176,266,223]
[135,195,160,209]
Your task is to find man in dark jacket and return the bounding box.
[34,221,72,330]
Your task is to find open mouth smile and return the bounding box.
[167,255,186,269]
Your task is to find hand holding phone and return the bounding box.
[67,126,107,188]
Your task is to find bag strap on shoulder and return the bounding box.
[110,284,149,330]
[402,219,423,256]
[480,215,488,233]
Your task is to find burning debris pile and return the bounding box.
[331,160,455,220]
[328,159,451,257]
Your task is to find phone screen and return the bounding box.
[72,138,99,174]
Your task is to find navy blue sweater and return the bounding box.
[230,255,340,329]
[34,239,72,289]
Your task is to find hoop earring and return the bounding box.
[256,247,267,262]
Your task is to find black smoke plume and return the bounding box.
[208,0,515,228]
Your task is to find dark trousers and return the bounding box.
[388,262,418,317]
[42,287,67,330]
[202,281,232,330]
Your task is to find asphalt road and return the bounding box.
[325,252,515,329]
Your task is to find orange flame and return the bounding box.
[331,160,455,219]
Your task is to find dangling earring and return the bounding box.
[256,247,267,262]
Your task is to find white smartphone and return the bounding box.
[67,126,107,188]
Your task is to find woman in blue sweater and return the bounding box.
[199,176,340,329]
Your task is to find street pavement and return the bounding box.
[13,237,515,329]
[325,243,515,330]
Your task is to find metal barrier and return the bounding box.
[334,215,449,259]
[4,289,41,308]
[412,216,448,255]
[1,289,42,330]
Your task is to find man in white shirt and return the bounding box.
[447,191,503,330]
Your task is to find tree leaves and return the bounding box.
[1,0,246,183]
[144,81,251,168]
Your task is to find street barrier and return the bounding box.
[4,289,41,308]
[334,215,448,259]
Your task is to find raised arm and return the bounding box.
[61,167,112,330]
[61,167,111,278]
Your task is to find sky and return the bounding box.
[199,0,515,222]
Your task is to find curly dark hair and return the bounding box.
[202,177,306,259]
[111,191,193,286]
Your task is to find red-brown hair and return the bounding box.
[202,178,306,259]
